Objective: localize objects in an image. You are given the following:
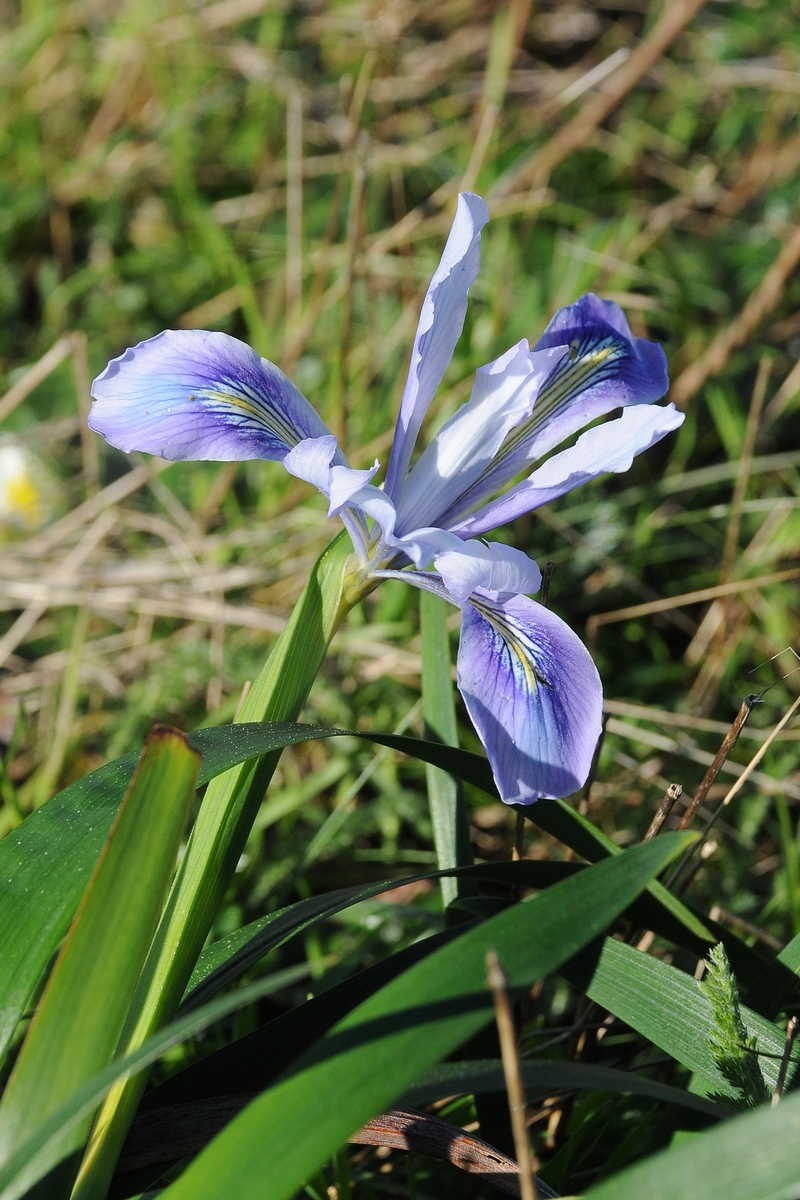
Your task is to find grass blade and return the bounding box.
[158,833,694,1200]
[0,727,199,1200]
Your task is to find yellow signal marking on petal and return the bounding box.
[493,337,623,464]
[471,597,551,695]
[200,388,300,447]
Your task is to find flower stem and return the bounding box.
[419,590,473,907]
[72,530,366,1200]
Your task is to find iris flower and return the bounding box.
[89,192,682,805]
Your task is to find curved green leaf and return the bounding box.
[585,1090,800,1200]
[160,833,694,1200]
[401,1057,731,1118]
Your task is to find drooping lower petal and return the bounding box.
[383,192,489,500]
[453,402,684,537]
[89,330,332,462]
[457,593,602,805]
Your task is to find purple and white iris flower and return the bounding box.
[89,192,683,805]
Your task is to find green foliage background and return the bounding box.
[1,0,800,1193]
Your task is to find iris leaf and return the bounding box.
[159,834,693,1200]
[0,728,199,1200]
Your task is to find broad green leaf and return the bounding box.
[561,936,787,1098]
[113,1055,728,1195]
[148,856,741,1115]
[0,721,493,1071]
[585,1089,800,1200]
[744,927,800,1019]
[0,965,326,1200]
[0,728,200,1200]
[146,929,467,1115]
[402,1057,730,1118]
[180,859,580,1013]
[529,799,768,985]
[159,833,694,1200]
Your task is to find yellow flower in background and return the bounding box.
[0,438,53,538]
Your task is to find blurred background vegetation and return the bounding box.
[1,0,800,1190]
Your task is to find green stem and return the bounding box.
[72,531,365,1200]
[419,590,473,907]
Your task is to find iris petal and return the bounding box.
[441,293,669,524]
[89,330,331,462]
[394,340,565,535]
[457,593,602,805]
[453,402,684,537]
[384,192,489,500]
[435,540,541,603]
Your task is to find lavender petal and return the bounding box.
[384,193,489,499]
[90,329,331,462]
[457,593,602,805]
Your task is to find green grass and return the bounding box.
[1,0,800,1193]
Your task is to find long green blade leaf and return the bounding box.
[0,965,328,1200]
[0,728,199,1198]
[419,589,473,906]
[401,1057,730,1118]
[585,1090,800,1200]
[0,722,493,1070]
[159,833,694,1200]
[561,936,787,1097]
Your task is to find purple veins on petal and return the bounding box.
[453,401,684,538]
[444,294,669,525]
[457,593,602,805]
[89,329,332,462]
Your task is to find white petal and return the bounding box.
[394,341,566,534]
[327,460,380,515]
[282,435,340,493]
[435,540,542,604]
[455,403,684,537]
[384,193,490,499]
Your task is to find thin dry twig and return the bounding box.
[763,354,800,426]
[490,0,708,198]
[587,566,800,640]
[772,1017,798,1106]
[644,782,683,840]
[486,950,538,1200]
[0,337,73,425]
[677,695,759,830]
[718,691,800,810]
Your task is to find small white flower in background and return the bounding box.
[0,438,53,538]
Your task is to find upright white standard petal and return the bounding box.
[394,341,567,535]
[454,402,684,537]
[383,193,490,500]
